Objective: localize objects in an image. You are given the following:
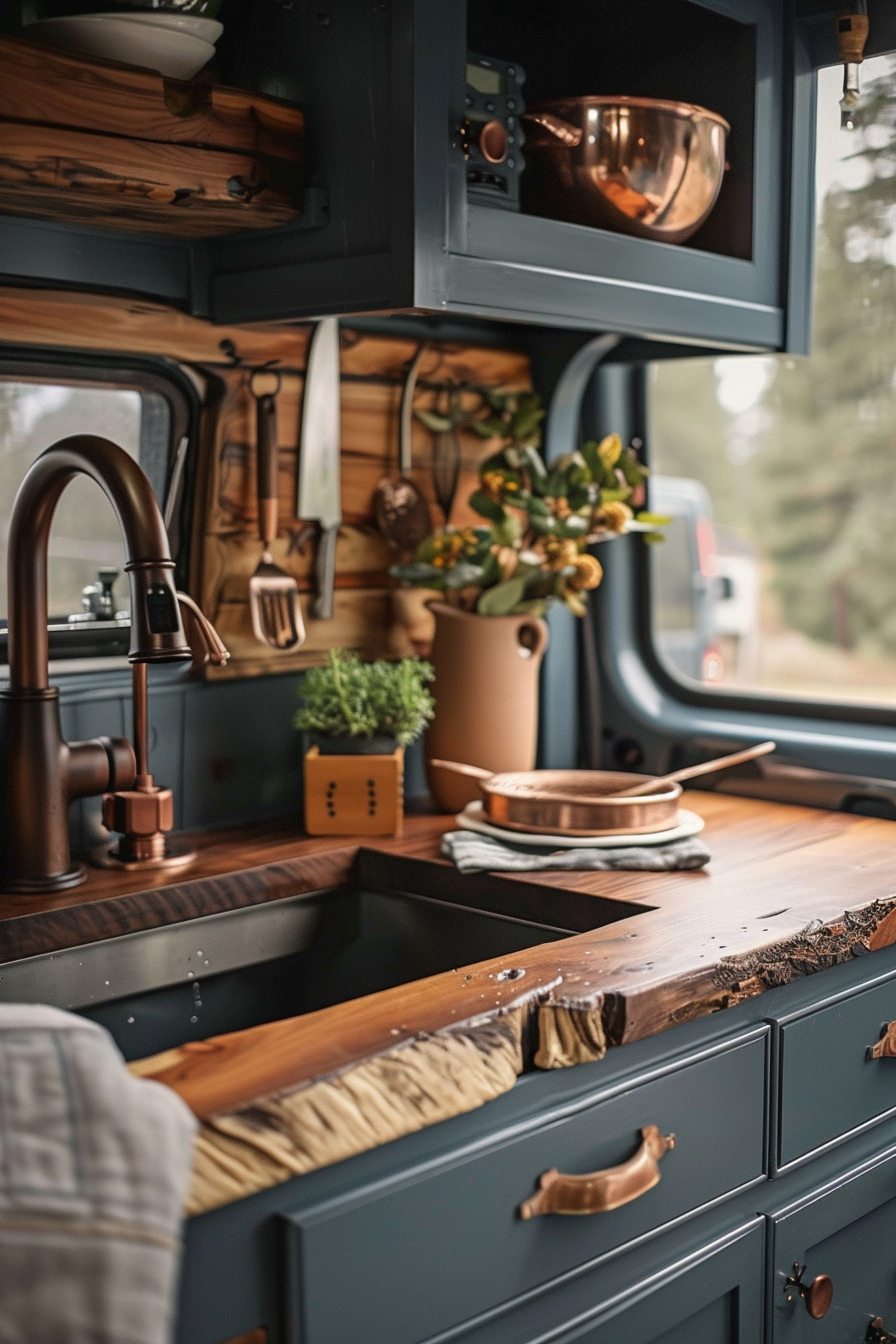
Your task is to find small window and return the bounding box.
[0,360,191,662]
[648,56,896,709]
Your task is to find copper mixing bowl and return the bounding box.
[522,96,730,244]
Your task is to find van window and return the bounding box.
[648,56,896,708]
[0,364,188,661]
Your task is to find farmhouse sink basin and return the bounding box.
[0,852,645,1061]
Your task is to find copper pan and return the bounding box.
[431,762,682,837]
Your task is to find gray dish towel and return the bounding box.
[0,1003,197,1344]
[441,829,711,875]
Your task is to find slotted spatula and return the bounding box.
[249,371,306,651]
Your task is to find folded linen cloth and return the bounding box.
[0,1003,197,1344]
[441,829,711,875]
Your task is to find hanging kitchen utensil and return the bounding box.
[836,1,869,129]
[249,367,306,651]
[298,317,343,620]
[430,385,461,524]
[374,343,432,557]
[606,741,776,799]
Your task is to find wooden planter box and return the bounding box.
[304,746,404,837]
[0,33,304,237]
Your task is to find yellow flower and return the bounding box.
[568,553,603,591]
[545,495,572,520]
[539,537,580,571]
[593,501,633,534]
[482,471,506,500]
[597,433,623,472]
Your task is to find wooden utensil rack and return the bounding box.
[0,33,304,237]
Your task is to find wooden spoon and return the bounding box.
[607,741,776,799]
[430,741,776,800]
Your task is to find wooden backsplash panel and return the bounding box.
[195,336,531,677]
[0,288,531,678]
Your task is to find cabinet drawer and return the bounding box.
[547,1221,764,1344]
[283,1030,767,1344]
[778,972,896,1168]
[771,1141,896,1342]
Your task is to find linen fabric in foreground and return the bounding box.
[441,830,711,874]
[0,1004,196,1344]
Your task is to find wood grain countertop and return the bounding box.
[5,792,896,1213]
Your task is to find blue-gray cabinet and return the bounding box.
[281,1031,766,1344]
[776,963,896,1171]
[174,942,896,1344]
[0,0,830,350]
[215,0,801,349]
[552,1222,765,1344]
[771,1145,896,1343]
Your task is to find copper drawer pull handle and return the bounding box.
[868,1021,896,1059]
[518,1125,675,1220]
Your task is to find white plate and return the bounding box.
[29,15,216,80]
[109,12,223,43]
[455,800,705,849]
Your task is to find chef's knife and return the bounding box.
[298,317,342,619]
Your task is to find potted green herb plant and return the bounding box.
[392,390,667,811]
[295,651,434,835]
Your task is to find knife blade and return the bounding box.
[298,317,342,620]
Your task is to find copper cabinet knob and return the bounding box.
[805,1276,834,1320]
[868,1318,896,1343]
[783,1263,833,1319]
[479,118,508,164]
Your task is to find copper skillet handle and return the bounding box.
[519,1125,675,1220]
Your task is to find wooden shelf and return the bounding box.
[0,33,304,238]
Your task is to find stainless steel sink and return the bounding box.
[0,851,648,1061]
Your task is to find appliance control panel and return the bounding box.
[462,53,525,211]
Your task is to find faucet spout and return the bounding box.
[2,436,192,892]
[8,436,191,691]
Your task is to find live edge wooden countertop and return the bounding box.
[5,792,896,1214]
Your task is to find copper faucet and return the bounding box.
[1,435,193,893]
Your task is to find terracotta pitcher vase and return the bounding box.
[425,602,550,813]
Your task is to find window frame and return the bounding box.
[635,350,896,732]
[580,360,896,798]
[0,347,199,665]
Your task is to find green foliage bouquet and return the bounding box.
[294,651,435,746]
[392,389,666,618]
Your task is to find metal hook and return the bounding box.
[249,361,282,400]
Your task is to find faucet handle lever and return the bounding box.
[176,593,230,672]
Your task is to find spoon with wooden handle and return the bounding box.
[607,741,776,798]
[429,741,776,798]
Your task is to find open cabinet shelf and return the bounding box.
[0,0,812,351]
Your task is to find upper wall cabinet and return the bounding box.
[0,0,817,349]
[215,0,797,349]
